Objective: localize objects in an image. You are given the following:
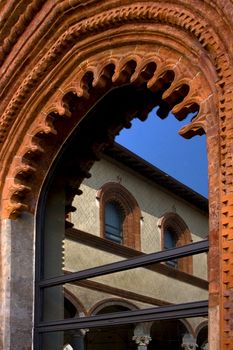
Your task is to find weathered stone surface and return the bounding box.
[0,213,34,349]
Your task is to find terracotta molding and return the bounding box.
[0,0,46,66]
[1,48,213,219]
[0,2,223,145]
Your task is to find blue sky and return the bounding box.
[116,108,208,198]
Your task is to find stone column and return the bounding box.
[181,334,198,350]
[133,322,152,350]
[71,329,89,350]
[201,342,208,350]
[132,335,152,350]
[0,213,35,350]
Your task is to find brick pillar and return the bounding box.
[206,123,221,349]
[216,87,233,348]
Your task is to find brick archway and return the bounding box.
[0,1,233,349]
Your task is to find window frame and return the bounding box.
[97,182,142,250]
[159,212,194,273]
[36,239,208,334]
[34,136,208,348]
[104,200,124,244]
[34,178,208,349]
[164,227,179,268]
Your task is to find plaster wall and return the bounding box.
[71,156,208,279]
[65,239,207,305]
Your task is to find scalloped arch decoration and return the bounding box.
[2,48,214,220]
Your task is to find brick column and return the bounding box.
[206,123,221,349]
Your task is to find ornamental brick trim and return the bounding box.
[97,182,142,250]
[0,0,45,66]
[0,1,224,144]
[1,48,214,219]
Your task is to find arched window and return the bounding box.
[164,227,178,268]
[34,74,208,349]
[97,182,141,250]
[105,201,124,244]
[159,213,193,274]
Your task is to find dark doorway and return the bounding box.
[86,306,136,350]
[149,319,187,350]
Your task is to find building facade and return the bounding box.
[62,143,208,349]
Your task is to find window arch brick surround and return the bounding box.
[159,212,193,274]
[96,182,141,250]
[89,298,138,316]
[64,288,87,317]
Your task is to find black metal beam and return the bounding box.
[37,300,208,332]
[39,239,208,288]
